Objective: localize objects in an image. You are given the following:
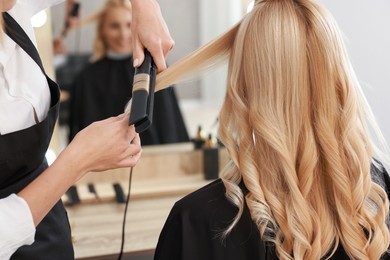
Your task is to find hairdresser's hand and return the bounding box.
[131,0,174,72]
[65,113,141,176]
[18,114,140,226]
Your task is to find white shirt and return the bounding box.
[0,0,64,258]
[0,194,36,260]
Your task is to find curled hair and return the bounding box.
[156,0,390,259]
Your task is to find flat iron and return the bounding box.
[128,50,156,133]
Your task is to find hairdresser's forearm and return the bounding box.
[17,146,85,226]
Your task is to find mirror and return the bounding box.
[49,0,248,150]
[49,0,390,154]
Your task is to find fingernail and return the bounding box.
[133,59,139,67]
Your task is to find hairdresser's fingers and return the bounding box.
[132,36,145,68]
[150,46,167,73]
[162,39,175,59]
[128,150,142,166]
[133,39,167,72]
[100,115,121,123]
[127,127,138,143]
[152,36,173,72]
[115,114,128,127]
[131,133,141,146]
[119,141,142,167]
[116,115,138,143]
[117,113,131,125]
[117,112,127,119]
[116,115,137,142]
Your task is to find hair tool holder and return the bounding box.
[128,50,156,133]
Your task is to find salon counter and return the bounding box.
[67,174,211,259]
[68,197,177,259]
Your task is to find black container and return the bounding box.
[193,125,206,149]
[203,147,219,180]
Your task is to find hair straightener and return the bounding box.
[128,50,156,133]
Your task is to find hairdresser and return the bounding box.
[0,0,142,259]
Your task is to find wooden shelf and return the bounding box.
[67,175,212,259]
[63,174,211,204]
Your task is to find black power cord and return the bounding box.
[117,166,134,260]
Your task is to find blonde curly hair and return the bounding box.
[156,0,390,259]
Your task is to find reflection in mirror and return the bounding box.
[51,0,390,157]
[50,0,247,155]
[63,0,190,151]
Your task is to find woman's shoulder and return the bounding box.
[172,179,229,213]
[157,179,268,260]
[165,178,241,231]
[169,178,255,237]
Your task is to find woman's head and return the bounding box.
[92,0,132,60]
[223,0,359,145]
[156,0,390,259]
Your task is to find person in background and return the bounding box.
[152,0,390,259]
[68,0,189,145]
[0,0,141,259]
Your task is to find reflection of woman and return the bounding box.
[154,0,390,259]
[68,0,189,145]
[0,0,141,259]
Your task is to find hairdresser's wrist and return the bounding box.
[55,144,88,182]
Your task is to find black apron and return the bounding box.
[0,12,74,259]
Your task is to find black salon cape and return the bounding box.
[68,56,189,144]
[154,174,390,260]
[154,179,272,260]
